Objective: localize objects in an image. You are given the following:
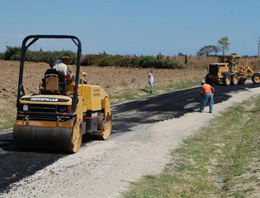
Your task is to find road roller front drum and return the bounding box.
[13,118,82,153]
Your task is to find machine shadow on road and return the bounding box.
[0,133,14,152]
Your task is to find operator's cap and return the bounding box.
[61,56,71,60]
[201,80,206,85]
[82,72,87,75]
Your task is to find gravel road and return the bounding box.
[0,83,260,198]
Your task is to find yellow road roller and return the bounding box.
[13,35,112,153]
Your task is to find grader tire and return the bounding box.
[205,74,212,85]
[231,74,238,85]
[223,74,231,86]
[252,73,260,84]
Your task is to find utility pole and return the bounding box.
[258,36,260,57]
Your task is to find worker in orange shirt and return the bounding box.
[199,81,215,113]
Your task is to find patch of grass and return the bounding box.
[110,80,200,105]
[0,114,15,131]
[110,88,148,104]
[155,80,200,94]
[122,95,260,198]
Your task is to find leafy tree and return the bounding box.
[218,36,230,55]
[178,52,185,56]
[197,45,218,57]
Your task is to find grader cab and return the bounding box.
[205,55,260,86]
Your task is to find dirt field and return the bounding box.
[0,60,205,129]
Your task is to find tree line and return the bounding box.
[81,53,184,69]
[0,36,243,68]
[0,46,78,64]
[0,47,184,69]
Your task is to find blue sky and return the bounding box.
[0,0,260,56]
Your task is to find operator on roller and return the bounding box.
[53,56,75,81]
[199,80,215,113]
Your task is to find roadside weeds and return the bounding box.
[122,95,260,198]
[110,80,200,105]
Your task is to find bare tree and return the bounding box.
[197,45,218,57]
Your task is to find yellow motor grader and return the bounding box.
[13,35,112,153]
[205,55,260,86]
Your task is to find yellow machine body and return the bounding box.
[14,83,112,153]
[13,35,112,153]
[205,55,260,86]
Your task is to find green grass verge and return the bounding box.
[0,114,15,131]
[122,95,260,198]
[111,80,200,105]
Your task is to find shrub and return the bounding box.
[161,59,183,69]
[4,46,21,60]
[97,56,114,66]
[130,57,141,67]
[115,57,131,67]
[138,56,157,68]
[81,54,108,66]
[185,55,188,65]
[0,53,4,60]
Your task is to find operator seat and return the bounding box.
[43,68,65,94]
